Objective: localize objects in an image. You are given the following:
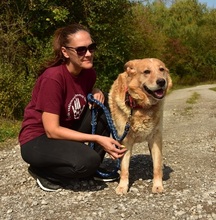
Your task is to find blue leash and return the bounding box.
[87,93,131,178]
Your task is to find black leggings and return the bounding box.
[20,105,110,181]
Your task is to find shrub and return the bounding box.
[0,63,34,119]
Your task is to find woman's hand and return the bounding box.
[91,88,104,103]
[95,135,127,160]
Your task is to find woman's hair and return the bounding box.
[38,23,90,76]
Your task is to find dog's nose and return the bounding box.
[156,78,166,87]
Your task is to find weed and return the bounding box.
[209,87,216,92]
[181,92,201,116]
[0,118,21,142]
[186,92,200,104]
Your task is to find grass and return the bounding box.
[0,118,21,143]
[186,92,200,104]
[172,81,216,91]
[182,87,216,115]
[209,87,216,92]
[181,92,201,116]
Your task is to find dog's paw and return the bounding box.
[152,185,164,193]
[115,185,128,195]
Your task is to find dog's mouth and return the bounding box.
[143,85,165,99]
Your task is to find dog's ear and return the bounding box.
[165,67,173,91]
[167,73,173,91]
[124,60,136,76]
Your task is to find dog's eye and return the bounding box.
[144,70,151,74]
[159,67,165,71]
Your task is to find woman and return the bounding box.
[19,23,126,192]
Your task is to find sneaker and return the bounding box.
[28,166,62,192]
[36,178,61,192]
[93,167,120,182]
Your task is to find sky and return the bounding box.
[198,0,215,8]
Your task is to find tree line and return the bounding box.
[0,0,216,119]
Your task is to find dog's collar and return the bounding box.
[125,91,142,109]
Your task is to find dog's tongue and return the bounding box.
[154,89,165,99]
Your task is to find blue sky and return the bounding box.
[198,0,215,8]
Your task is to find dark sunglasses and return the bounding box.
[64,43,97,56]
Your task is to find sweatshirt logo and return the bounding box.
[67,94,86,119]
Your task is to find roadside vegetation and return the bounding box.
[0,119,21,143]
[1,0,216,143]
[186,92,201,104]
[181,92,201,115]
[209,87,216,92]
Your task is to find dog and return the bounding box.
[108,58,172,195]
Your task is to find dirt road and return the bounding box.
[1,84,216,220]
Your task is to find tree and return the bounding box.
[163,0,216,83]
[81,0,133,91]
[1,0,216,119]
[0,0,71,118]
[0,0,133,118]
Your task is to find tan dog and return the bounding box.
[108,58,172,195]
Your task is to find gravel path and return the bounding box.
[1,84,216,220]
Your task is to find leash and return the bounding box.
[87,93,131,178]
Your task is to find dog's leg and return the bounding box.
[149,135,164,193]
[115,146,132,195]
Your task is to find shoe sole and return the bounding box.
[28,167,61,192]
[36,179,59,192]
[93,176,120,182]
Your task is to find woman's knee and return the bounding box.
[57,152,100,179]
[74,152,101,177]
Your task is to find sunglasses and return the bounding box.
[64,43,97,56]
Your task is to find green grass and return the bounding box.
[209,87,216,92]
[172,81,216,91]
[0,118,21,143]
[186,92,200,104]
[181,92,201,116]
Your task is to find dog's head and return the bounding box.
[124,58,172,105]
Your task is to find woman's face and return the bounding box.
[62,30,95,74]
